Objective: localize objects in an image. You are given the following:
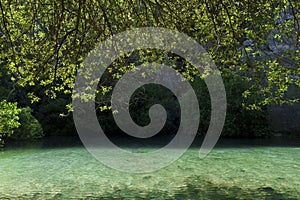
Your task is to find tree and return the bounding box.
[0,0,299,109]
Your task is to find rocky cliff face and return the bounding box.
[266,9,300,134]
[268,85,300,135]
[241,8,300,135]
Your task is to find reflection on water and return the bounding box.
[5,135,300,150]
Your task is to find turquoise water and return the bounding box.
[0,137,300,199]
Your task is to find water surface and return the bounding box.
[1,136,299,199]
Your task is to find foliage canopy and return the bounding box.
[0,0,299,108]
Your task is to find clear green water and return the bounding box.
[0,137,300,199]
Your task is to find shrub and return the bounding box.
[0,86,10,100]
[0,100,21,146]
[97,72,270,138]
[193,71,270,137]
[129,84,180,135]
[97,83,180,136]
[11,107,43,140]
[34,98,76,136]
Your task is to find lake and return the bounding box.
[0,136,299,199]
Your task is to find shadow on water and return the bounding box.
[170,176,294,200]
[16,176,296,200]
[4,135,84,150]
[4,135,300,150]
[194,135,300,148]
[95,178,295,200]
[98,188,291,200]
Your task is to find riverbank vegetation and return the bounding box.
[0,1,299,144]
